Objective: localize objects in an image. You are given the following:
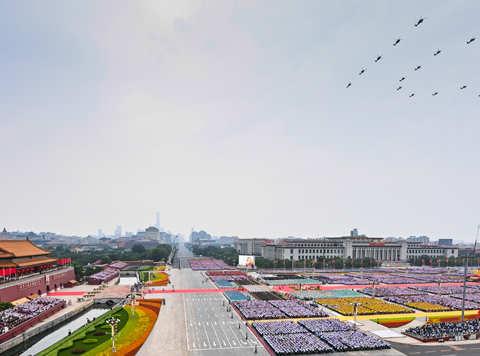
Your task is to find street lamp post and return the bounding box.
[352,302,361,330]
[106,317,120,353]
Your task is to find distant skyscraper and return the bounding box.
[114,225,122,238]
[156,212,161,231]
[97,229,104,238]
[438,238,453,246]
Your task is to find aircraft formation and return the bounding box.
[346,17,478,99]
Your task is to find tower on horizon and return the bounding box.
[156,212,161,231]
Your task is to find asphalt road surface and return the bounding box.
[184,294,262,353]
[138,267,267,356]
[389,341,480,356]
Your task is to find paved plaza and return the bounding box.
[139,269,267,356]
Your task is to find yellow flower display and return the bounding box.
[316,297,413,316]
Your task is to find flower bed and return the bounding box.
[39,300,163,356]
[39,307,129,356]
[139,268,170,286]
[372,316,416,328]
[316,297,413,316]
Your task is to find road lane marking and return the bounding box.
[182,294,190,351]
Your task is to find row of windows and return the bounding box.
[292,249,343,254]
[292,243,342,248]
[408,249,448,254]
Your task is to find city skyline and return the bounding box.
[1,1,479,240]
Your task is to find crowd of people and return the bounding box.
[233,299,328,319]
[0,297,64,335]
[263,332,333,354]
[361,287,420,297]
[269,300,328,318]
[316,330,390,351]
[233,300,286,319]
[405,319,480,341]
[253,319,390,354]
[299,319,353,333]
[253,321,307,335]
[385,294,480,311]
[411,285,479,295]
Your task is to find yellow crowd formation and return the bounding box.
[315,297,413,316]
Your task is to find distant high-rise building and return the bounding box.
[438,238,453,246]
[156,212,161,231]
[407,235,430,244]
[97,229,104,238]
[350,228,359,237]
[114,225,122,238]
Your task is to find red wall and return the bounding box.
[0,268,75,302]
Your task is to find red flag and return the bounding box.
[0,269,4,277]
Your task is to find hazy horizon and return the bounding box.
[1,1,479,241]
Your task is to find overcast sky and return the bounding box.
[1,1,479,240]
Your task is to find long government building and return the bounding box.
[235,235,458,262]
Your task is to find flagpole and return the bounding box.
[461,224,479,322]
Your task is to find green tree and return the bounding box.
[0,302,13,311]
[448,256,456,267]
[132,244,146,254]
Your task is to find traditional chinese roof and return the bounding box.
[14,257,57,267]
[0,240,50,258]
[0,260,16,268]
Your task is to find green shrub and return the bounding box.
[57,343,73,352]
[0,302,13,311]
[93,331,105,336]
[82,338,98,344]
[71,348,86,354]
